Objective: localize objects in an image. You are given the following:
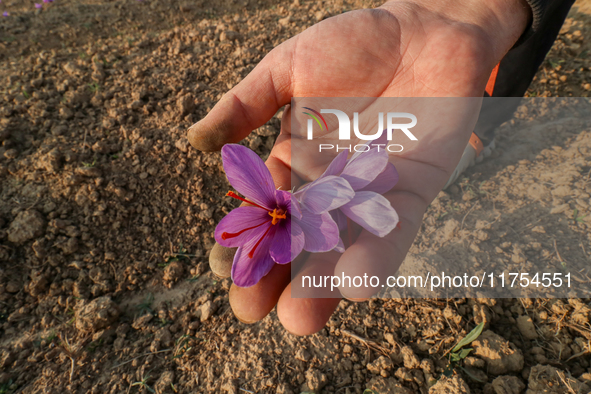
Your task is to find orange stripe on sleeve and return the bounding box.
[485,63,500,96]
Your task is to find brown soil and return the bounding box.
[0,0,590,393]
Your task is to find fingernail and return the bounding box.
[234,313,258,324]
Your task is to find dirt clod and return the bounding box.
[526,365,590,393]
[486,375,526,394]
[516,315,538,340]
[7,210,45,244]
[305,368,328,392]
[429,375,470,394]
[401,345,421,369]
[75,296,120,332]
[472,331,524,375]
[367,376,414,394]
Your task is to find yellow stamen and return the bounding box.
[268,208,286,225]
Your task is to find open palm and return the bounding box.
[188,0,529,334]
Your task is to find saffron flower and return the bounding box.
[215,144,353,287]
[2,11,8,17]
[34,2,42,8]
[305,136,399,247]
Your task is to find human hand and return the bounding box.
[187,0,531,334]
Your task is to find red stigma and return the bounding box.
[221,221,266,240]
[248,225,272,258]
[226,191,270,211]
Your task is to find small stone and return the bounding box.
[490,375,525,394]
[163,261,185,285]
[550,204,569,214]
[200,300,217,322]
[315,11,326,21]
[209,243,236,278]
[154,327,172,347]
[92,141,110,154]
[28,274,48,297]
[394,367,414,382]
[295,348,311,362]
[516,315,538,340]
[220,30,241,41]
[278,15,292,26]
[305,368,327,392]
[175,137,190,153]
[75,296,120,332]
[5,281,19,293]
[59,107,74,120]
[177,94,194,118]
[367,355,393,375]
[76,167,102,178]
[51,125,67,136]
[132,313,154,330]
[7,210,45,244]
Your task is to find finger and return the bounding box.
[277,286,341,336]
[187,43,294,152]
[336,190,427,300]
[277,251,342,335]
[229,262,292,323]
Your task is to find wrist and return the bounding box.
[380,0,532,63]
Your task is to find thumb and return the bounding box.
[187,45,294,152]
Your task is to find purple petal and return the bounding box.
[295,210,340,252]
[360,162,399,194]
[35,3,42,8]
[340,191,398,237]
[269,219,304,264]
[275,189,300,219]
[295,175,354,214]
[334,238,345,253]
[320,149,348,177]
[341,147,388,190]
[330,209,348,232]
[2,11,8,17]
[231,225,277,287]
[290,220,305,260]
[221,144,276,209]
[214,206,270,248]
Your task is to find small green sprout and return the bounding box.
[88,82,100,93]
[0,379,15,394]
[443,322,485,379]
[136,293,154,317]
[130,375,155,393]
[82,159,96,168]
[573,209,586,223]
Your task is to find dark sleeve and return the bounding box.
[492,0,575,97]
[515,0,574,46]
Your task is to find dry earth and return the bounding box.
[0,0,590,393]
